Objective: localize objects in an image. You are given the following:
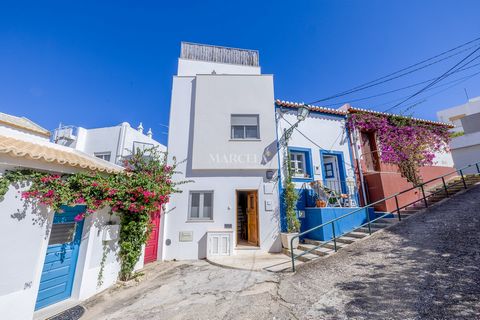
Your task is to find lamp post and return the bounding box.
[282,104,310,146]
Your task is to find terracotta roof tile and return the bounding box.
[0,134,122,173]
[275,99,346,116]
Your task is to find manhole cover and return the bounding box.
[48,305,85,320]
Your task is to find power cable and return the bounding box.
[384,47,480,112]
[307,37,480,104]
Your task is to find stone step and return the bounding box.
[357,226,382,233]
[345,231,369,238]
[297,243,332,256]
[304,238,349,250]
[370,222,393,228]
[336,236,358,244]
[283,248,321,262]
[323,241,349,250]
[374,218,397,224]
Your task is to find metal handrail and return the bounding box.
[290,161,480,271]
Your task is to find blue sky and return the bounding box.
[1,0,479,145]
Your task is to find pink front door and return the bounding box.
[144,211,160,264]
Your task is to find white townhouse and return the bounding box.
[275,100,358,211]
[0,113,146,320]
[163,43,282,260]
[53,122,166,166]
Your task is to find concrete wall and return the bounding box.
[461,112,480,134]
[436,97,480,132]
[177,58,260,77]
[451,144,480,174]
[0,173,132,319]
[0,178,53,320]
[164,65,281,260]
[192,75,277,170]
[276,109,356,189]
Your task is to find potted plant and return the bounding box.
[281,153,301,250]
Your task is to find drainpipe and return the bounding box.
[350,128,368,206]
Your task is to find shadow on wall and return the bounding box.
[198,233,207,259]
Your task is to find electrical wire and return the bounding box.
[307,37,480,104]
[383,47,480,112]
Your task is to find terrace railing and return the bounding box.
[290,161,480,271]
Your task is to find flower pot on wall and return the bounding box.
[316,200,327,207]
[281,232,299,250]
[102,224,120,241]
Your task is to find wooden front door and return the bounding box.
[144,210,160,264]
[246,191,259,246]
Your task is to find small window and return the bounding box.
[48,222,76,245]
[188,191,214,220]
[290,152,307,177]
[231,115,259,139]
[95,152,111,162]
[324,163,335,178]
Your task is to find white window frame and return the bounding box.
[290,152,307,177]
[94,152,112,162]
[230,114,260,140]
[188,191,214,221]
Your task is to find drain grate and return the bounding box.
[48,305,85,320]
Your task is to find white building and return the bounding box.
[437,97,480,173]
[53,122,166,166]
[163,43,281,260]
[275,100,358,209]
[0,113,145,319]
[436,97,480,133]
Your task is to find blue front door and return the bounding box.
[35,206,85,310]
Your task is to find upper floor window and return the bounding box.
[94,152,111,162]
[231,115,259,139]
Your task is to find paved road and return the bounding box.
[83,186,480,320]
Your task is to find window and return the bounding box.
[324,163,335,178]
[188,191,214,220]
[48,223,76,245]
[231,115,259,139]
[290,152,307,177]
[95,152,111,162]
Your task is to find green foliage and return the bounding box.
[450,131,464,138]
[0,147,183,281]
[283,151,300,233]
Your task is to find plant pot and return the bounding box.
[316,200,327,207]
[102,224,120,241]
[281,232,299,250]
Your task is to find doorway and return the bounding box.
[144,210,160,264]
[236,190,259,247]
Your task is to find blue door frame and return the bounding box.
[35,206,85,310]
[319,150,348,193]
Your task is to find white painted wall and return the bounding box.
[192,75,277,170]
[0,178,53,320]
[436,97,480,132]
[55,123,166,166]
[276,109,356,189]
[449,131,480,173]
[164,60,281,260]
[177,58,260,76]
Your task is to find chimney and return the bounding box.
[147,128,153,138]
[137,122,144,133]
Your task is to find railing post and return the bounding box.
[420,184,428,208]
[395,195,401,221]
[476,163,480,174]
[331,223,337,252]
[442,177,449,197]
[460,169,467,189]
[366,207,372,234]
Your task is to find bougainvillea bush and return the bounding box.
[0,148,183,281]
[348,112,450,185]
